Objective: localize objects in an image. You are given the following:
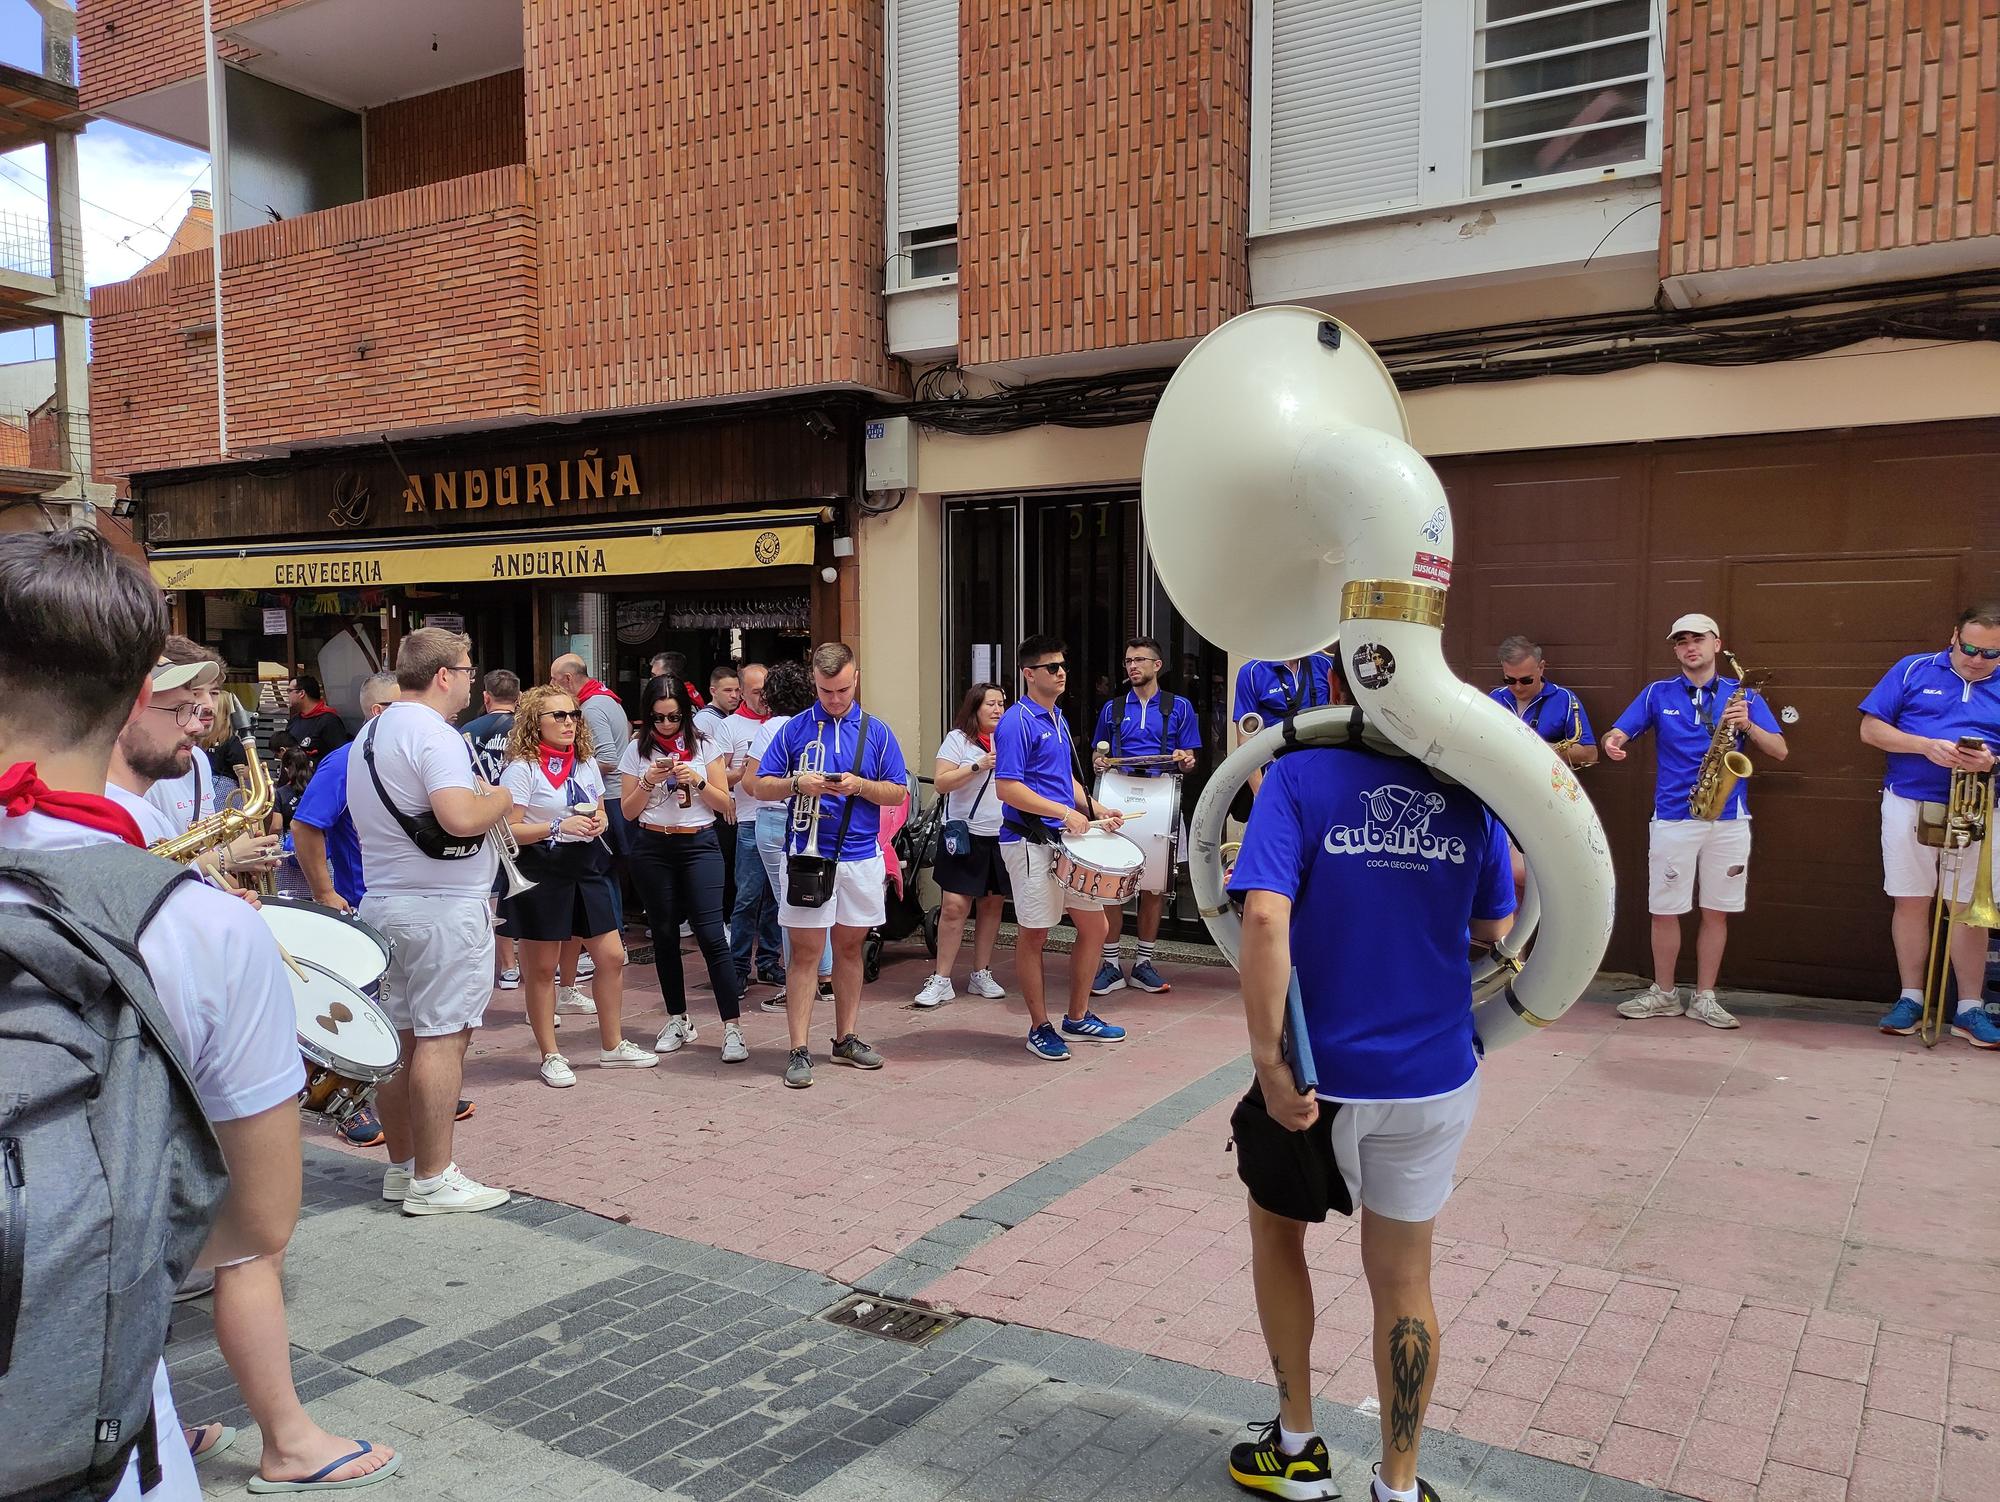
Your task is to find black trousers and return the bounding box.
[627,825,742,1022]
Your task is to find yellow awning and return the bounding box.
[147,510,821,593]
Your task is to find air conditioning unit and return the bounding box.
[863,415,914,491]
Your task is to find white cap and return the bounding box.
[1667,613,1720,639]
[151,655,221,691]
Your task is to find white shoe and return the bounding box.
[913,974,954,1008]
[382,1166,410,1203]
[599,1039,659,1069]
[655,1015,696,1052]
[966,968,1006,999]
[1618,984,1684,1019]
[497,967,520,990]
[540,1053,576,1088]
[556,985,597,1015]
[720,1021,748,1063]
[1687,989,1741,1029]
[401,1164,509,1216]
[574,951,596,981]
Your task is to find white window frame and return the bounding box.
[1251,0,1661,238]
[885,0,960,293]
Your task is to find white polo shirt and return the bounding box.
[498,756,607,844]
[348,701,499,898]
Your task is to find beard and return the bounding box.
[121,728,194,785]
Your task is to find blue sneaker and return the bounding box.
[1061,1011,1127,1043]
[1951,1008,2000,1049]
[1090,961,1126,996]
[1026,1023,1071,1061]
[1127,959,1171,994]
[1879,997,1922,1035]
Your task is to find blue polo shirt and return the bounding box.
[1093,689,1202,775]
[1858,650,2000,803]
[290,740,365,906]
[1232,655,1337,724]
[1227,746,1514,1102]
[762,704,908,860]
[1488,682,1594,747]
[1611,675,1781,821]
[995,699,1079,843]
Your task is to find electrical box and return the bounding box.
[864,415,914,491]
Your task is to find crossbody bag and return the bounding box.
[941,741,993,858]
[361,718,485,860]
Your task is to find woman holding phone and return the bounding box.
[620,675,747,1062]
[499,684,658,1087]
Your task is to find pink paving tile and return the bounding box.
[1674,1284,1747,1319]
[1854,1407,1945,1467]
[1828,1244,2000,1341]
[1718,1339,1802,1390]
[1532,1282,1609,1326]
[1757,1461,1850,1502]
[1618,1379,1704,1438]
[1941,1407,2000,1502]
[1669,1464,1758,1502]
[1866,1361,1950,1424]
[1519,1429,1599,1469]
[1555,1262,1623,1294]
[1795,1333,1875,1385]
[1511,1314,1586,1362]
[1735,1304,1812,1350]
[1450,1389,1540,1449]
[1870,1328,1952,1377]
[1769,1371,1866,1475]
[1435,1177,1639,1265]
[1806,1308,1883,1347]
[1612,1210,1844,1307]
[1534,1383,1623,1445]
[1948,1360,2000,1415]
[1563,1344,1647,1397]
[1955,1336,2000,1372]
[1584,1309,1663,1355]
[1594,1422,1683,1487]
[1316,1353,1378,1407]
[1698,1376,1786,1432]
[1843,1451,1924,1502]
[1679,1418,1773,1482]
[1602,1277,1679,1320]
[1477,1348,1566,1404]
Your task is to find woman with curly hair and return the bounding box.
[499,683,658,1086]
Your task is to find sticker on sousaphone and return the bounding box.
[1413,551,1452,586]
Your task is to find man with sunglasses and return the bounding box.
[1603,614,1787,1029]
[1489,635,1596,768]
[1860,602,2000,1046]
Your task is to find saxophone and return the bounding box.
[150,704,276,875]
[1686,651,1758,822]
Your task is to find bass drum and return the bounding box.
[258,896,391,991]
[1092,771,1181,895]
[288,957,402,1127]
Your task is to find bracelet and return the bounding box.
[792,774,801,794]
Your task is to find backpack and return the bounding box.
[0,843,232,1502]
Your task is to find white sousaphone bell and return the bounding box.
[1141,306,1616,1052]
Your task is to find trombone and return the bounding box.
[1918,742,2000,1046]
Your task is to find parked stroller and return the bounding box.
[862,775,945,982]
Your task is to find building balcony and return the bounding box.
[90,164,542,477]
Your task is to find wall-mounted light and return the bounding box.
[831,535,855,558]
[819,566,838,584]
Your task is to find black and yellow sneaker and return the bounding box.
[1227,1418,1339,1499]
[1365,1466,1442,1502]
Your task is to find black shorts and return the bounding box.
[1230,1076,1352,1224]
[502,840,619,943]
[932,831,1011,900]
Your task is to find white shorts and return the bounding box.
[1000,839,1088,930]
[1647,818,1752,915]
[778,851,887,931]
[1331,1074,1481,1223]
[1881,790,1985,902]
[361,893,495,1037]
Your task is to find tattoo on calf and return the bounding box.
[1387,1316,1431,1454]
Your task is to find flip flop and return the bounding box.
[454,1099,476,1121]
[186,1423,236,1465]
[245,1441,402,1493]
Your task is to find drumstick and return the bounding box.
[273,938,309,984]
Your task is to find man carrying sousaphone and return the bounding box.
[995,634,1128,1060]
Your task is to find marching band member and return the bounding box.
[1489,635,1596,767]
[1860,603,2000,1046]
[1602,614,1787,1029]
[498,684,657,1086]
[1090,635,1200,995]
[914,682,1012,1007]
[1233,649,1342,794]
[995,634,1127,1060]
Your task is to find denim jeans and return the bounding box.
[601,790,636,932]
[728,817,783,979]
[627,825,741,1020]
[755,806,831,978]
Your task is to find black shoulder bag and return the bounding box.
[785,711,870,907]
[361,718,485,860]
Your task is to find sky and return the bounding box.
[0,4,209,363]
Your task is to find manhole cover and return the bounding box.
[819,1293,960,1346]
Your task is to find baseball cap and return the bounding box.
[1667,613,1720,639]
[151,655,221,692]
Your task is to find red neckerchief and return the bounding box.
[976,731,994,752]
[732,705,772,723]
[0,762,147,848]
[537,741,575,790]
[650,730,691,759]
[576,679,619,705]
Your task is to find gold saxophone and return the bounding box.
[150,705,276,880]
[1687,650,1761,822]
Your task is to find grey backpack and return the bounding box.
[0,843,232,1501]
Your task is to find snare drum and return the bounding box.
[259,896,391,991]
[1093,771,1182,895]
[288,958,403,1127]
[1053,830,1145,904]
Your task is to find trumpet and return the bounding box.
[790,739,826,851]
[479,785,537,899]
[1918,742,1998,1046]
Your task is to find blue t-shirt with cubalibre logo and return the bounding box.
[1857,650,2000,804]
[1610,674,1781,821]
[1226,747,1514,1103]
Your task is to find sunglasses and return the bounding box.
[1956,641,2000,661]
[542,709,581,722]
[650,712,683,724]
[1028,661,1067,674]
[1501,673,1539,686]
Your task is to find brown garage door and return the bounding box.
[1436,419,2000,1002]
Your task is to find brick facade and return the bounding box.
[957,0,1252,365]
[365,71,527,198]
[76,0,200,114]
[91,166,542,475]
[524,0,896,414]
[1665,1,2000,276]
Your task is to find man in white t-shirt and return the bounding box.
[0,528,397,1497]
[350,628,515,1216]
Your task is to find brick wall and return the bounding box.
[91,166,543,478]
[958,0,1251,365]
[365,71,527,198]
[1666,1,2000,276]
[524,0,896,413]
[77,0,291,112]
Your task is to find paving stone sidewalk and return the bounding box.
[171,1146,1693,1502]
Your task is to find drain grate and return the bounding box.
[819,1293,961,1346]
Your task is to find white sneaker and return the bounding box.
[382,1166,411,1203]
[556,985,597,1015]
[401,1164,509,1216]
[967,968,1006,999]
[574,951,596,981]
[914,974,954,1008]
[599,1039,659,1068]
[1687,989,1741,1029]
[1618,984,1684,1019]
[497,967,520,990]
[720,1022,748,1063]
[540,1053,576,1088]
[655,1015,696,1052]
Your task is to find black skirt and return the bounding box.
[502,837,619,942]
[932,831,1011,900]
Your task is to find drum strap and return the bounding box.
[1110,690,1175,763]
